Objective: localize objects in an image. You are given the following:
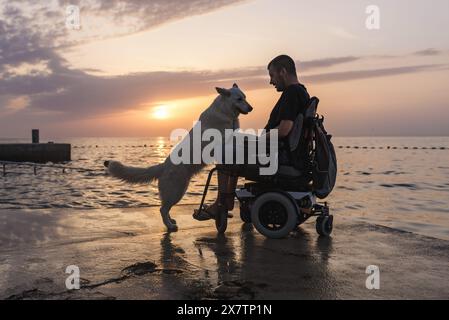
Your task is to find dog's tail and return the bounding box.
[104,160,164,184]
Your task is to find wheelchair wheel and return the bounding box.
[215,205,228,234]
[316,215,333,236]
[251,192,297,239]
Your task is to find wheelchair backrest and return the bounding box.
[288,97,319,151]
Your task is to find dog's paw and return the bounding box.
[169,218,177,225]
[103,160,110,168]
[165,222,178,232]
[167,224,178,232]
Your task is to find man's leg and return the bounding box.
[205,167,238,212]
[193,166,239,220]
[216,168,238,210]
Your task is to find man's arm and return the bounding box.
[277,120,294,138]
[261,120,293,140]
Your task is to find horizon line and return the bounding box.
[1,135,449,140]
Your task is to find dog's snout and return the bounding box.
[104,160,110,168]
[248,104,254,112]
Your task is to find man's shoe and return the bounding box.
[193,204,233,221]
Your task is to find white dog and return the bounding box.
[104,84,253,231]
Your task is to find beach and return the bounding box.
[1,205,448,299]
[1,136,449,299]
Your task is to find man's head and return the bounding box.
[267,55,298,92]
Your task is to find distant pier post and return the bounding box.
[32,129,39,143]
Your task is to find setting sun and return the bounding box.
[151,105,170,119]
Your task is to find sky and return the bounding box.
[0,0,448,139]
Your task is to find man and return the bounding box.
[193,54,310,221]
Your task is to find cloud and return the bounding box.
[1,0,250,50]
[0,52,384,115]
[300,56,361,71]
[0,0,250,74]
[329,27,358,40]
[0,0,251,118]
[302,64,445,83]
[1,1,447,127]
[2,60,445,121]
[413,48,441,56]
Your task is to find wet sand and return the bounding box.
[0,205,448,300]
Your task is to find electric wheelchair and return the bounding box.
[197,97,334,238]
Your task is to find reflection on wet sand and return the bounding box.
[180,223,336,299]
[157,221,337,299]
[1,206,448,299]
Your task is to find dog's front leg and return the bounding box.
[160,205,178,232]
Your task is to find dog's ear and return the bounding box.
[216,87,231,97]
[232,83,238,88]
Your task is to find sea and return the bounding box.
[1,136,448,240]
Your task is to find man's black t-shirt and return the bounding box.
[264,83,310,132]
